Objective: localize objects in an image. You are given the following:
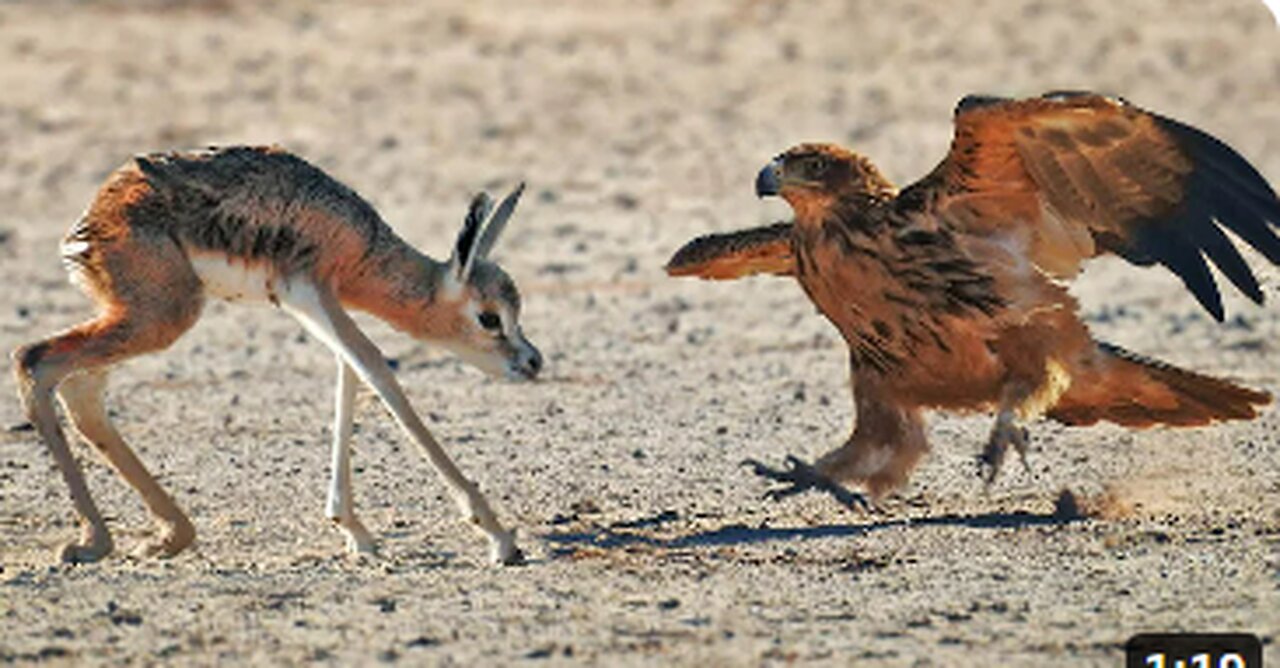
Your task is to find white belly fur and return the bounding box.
[189,252,279,303]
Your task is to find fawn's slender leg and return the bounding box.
[13,227,203,563]
[14,316,197,560]
[13,326,116,563]
[328,358,376,553]
[58,370,195,558]
[279,279,522,565]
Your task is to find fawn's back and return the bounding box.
[66,146,397,304]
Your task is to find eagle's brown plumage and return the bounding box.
[667,91,1277,500]
[666,221,794,280]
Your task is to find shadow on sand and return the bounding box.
[542,508,1082,553]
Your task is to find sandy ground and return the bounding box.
[1,0,1279,665]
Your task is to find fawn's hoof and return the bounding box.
[132,520,195,559]
[333,517,378,556]
[58,538,112,564]
[490,533,525,566]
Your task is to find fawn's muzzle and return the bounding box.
[510,338,542,381]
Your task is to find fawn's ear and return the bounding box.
[474,182,525,261]
[451,192,493,283]
[666,222,796,280]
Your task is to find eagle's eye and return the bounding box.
[804,156,830,179]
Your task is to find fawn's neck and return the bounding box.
[335,239,456,339]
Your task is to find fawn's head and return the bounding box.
[433,184,542,381]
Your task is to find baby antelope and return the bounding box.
[12,146,541,565]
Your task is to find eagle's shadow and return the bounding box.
[542,508,1081,554]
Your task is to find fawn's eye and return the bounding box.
[478,311,502,331]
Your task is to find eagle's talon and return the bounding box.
[744,455,871,512]
[977,450,1000,483]
[982,416,1031,485]
[680,94,1278,522]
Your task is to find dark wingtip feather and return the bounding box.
[1156,114,1279,203]
[1139,112,1280,314]
[1137,226,1225,321]
[1206,172,1280,264]
[1183,195,1266,305]
[1156,114,1280,252]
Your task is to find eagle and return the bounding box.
[666,91,1278,507]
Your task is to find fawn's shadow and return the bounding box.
[543,508,1080,553]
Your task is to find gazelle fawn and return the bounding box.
[12,146,541,565]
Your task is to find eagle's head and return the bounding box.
[756,143,895,215]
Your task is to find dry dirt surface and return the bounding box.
[2,1,1279,665]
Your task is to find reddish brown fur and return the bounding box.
[35,144,533,387]
[1050,345,1270,427]
[63,147,514,348]
[13,146,537,563]
[788,140,1267,493]
[670,92,1278,499]
[664,222,795,280]
[932,96,1195,278]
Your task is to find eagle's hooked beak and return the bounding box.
[756,159,782,198]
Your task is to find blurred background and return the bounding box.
[1,1,1277,665]
[2,1,1276,261]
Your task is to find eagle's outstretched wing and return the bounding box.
[899,91,1280,321]
[665,221,794,279]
